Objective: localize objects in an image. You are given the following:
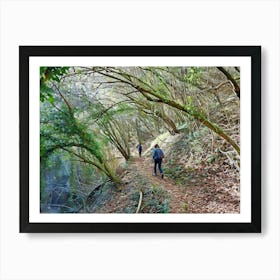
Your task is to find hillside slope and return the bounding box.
[85,131,240,214]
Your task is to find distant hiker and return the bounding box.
[136,143,143,158]
[152,144,164,179]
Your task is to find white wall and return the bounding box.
[0,0,279,279]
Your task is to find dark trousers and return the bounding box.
[139,149,142,157]
[154,159,163,174]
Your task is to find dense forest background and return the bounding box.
[40,66,240,214]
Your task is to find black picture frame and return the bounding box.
[19,46,261,233]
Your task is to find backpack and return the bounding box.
[153,148,164,160]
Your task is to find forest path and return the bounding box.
[88,155,239,214]
[132,157,188,213]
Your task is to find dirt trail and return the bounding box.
[89,155,239,214]
[132,157,188,213]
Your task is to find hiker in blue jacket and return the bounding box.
[152,144,164,178]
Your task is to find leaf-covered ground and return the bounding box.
[85,134,240,214]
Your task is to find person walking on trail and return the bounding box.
[152,144,164,178]
[137,143,143,158]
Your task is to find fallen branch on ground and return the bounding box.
[136,191,143,213]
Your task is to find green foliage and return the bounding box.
[183,203,189,213]
[69,161,76,195]
[164,165,185,182]
[40,67,69,82]
[207,155,217,164]
[40,67,69,102]
[143,185,170,213]
[161,199,169,213]
[185,67,202,88]
[40,102,103,163]
[40,82,55,102]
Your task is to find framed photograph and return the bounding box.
[20,46,261,233]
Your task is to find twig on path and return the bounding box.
[136,191,143,213]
